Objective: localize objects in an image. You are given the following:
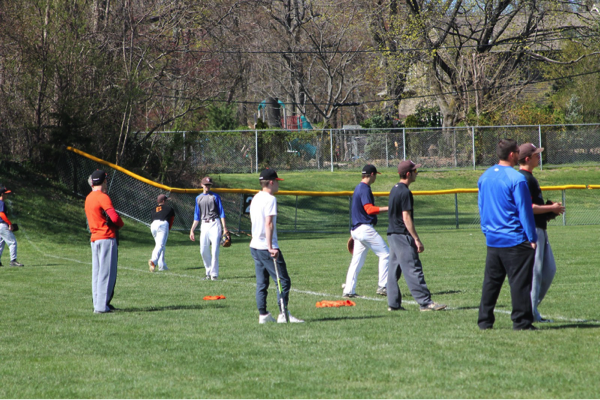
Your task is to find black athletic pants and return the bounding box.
[478,242,535,330]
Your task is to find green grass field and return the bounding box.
[1,166,600,398]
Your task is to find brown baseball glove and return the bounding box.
[347,237,354,254]
[221,231,232,247]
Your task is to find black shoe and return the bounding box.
[0,262,3,267]
[202,276,211,281]
[107,304,119,311]
[10,260,24,267]
[514,325,538,331]
[342,293,359,298]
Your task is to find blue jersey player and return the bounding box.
[343,165,389,297]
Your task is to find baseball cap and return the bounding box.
[0,185,12,195]
[362,164,381,175]
[397,160,421,175]
[91,169,107,185]
[201,177,213,185]
[157,194,168,203]
[259,169,283,181]
[518,143,544,161]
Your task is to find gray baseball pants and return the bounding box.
[0,223,17,262]
[91,238,118,313]
[386,233,432,308]
[531,227,556,321]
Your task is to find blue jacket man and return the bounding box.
[477,139,538,331]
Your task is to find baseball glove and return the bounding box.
[11,223,18,232]
[545,200,558,221]
[347,237,354,254]
[221,231,232,247]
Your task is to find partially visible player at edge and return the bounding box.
[343,164,389,298]
[386,161,447,312]
[0,185,24,267]
[477,139,538,330]
[190,177,228,280]
[149,194,175,272]
[85,170,124,314]
[249,168,304,324]
[517,143,565,323]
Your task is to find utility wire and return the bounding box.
[154,68,600,107]
[175,33,600,55]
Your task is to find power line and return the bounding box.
[155,68,600,108]
[176,33,600,55]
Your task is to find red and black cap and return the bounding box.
[0,184,12,195]
[91,169,107,185]
[362,164,381,175]
[259,169,283,181]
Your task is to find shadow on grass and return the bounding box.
[117,303,227,313]
[310,315,387,323]
[542,322,600,330]
[222,274,256,280]
[432,290,463,295]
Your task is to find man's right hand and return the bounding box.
[414,238,424,253]
[552,202,565,215]
[189,232,195,241]
[268,248,279,258]
[531,242,537,250]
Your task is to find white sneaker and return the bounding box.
[158,266,169,271]
[278,312,305,323]
[259,313,276,324]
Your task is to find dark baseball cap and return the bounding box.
[362,164,381,175]
[157,194,168,203]
[518,143,544,161]
[397,160,421,175]
[201,177,213,185]
[0,185,12,195]
[91,169,107,185]
[259,169,283,181]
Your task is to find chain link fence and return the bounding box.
[147,123,600,174]
[57,148,600,234]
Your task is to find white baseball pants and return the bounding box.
[0,223,17,262]
[200,219,222,278]
[150,220,170,270]
[344,224,389,295]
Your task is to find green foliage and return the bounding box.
[205,103,238,131]
[405,102,442,128]
[361,114,392,129]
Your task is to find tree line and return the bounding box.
[1,0,599,175]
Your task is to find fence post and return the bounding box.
[562,189,566,226]
[330,129,334,172]
[255,129,258,173]
[403,128,406,160]
[472,126,476,170]
[183,132,186,161]
[453,128,457,167]
[539,124,543,171]
[385,133,389,168]
[454,193,459,229]
[295,195,299,232]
